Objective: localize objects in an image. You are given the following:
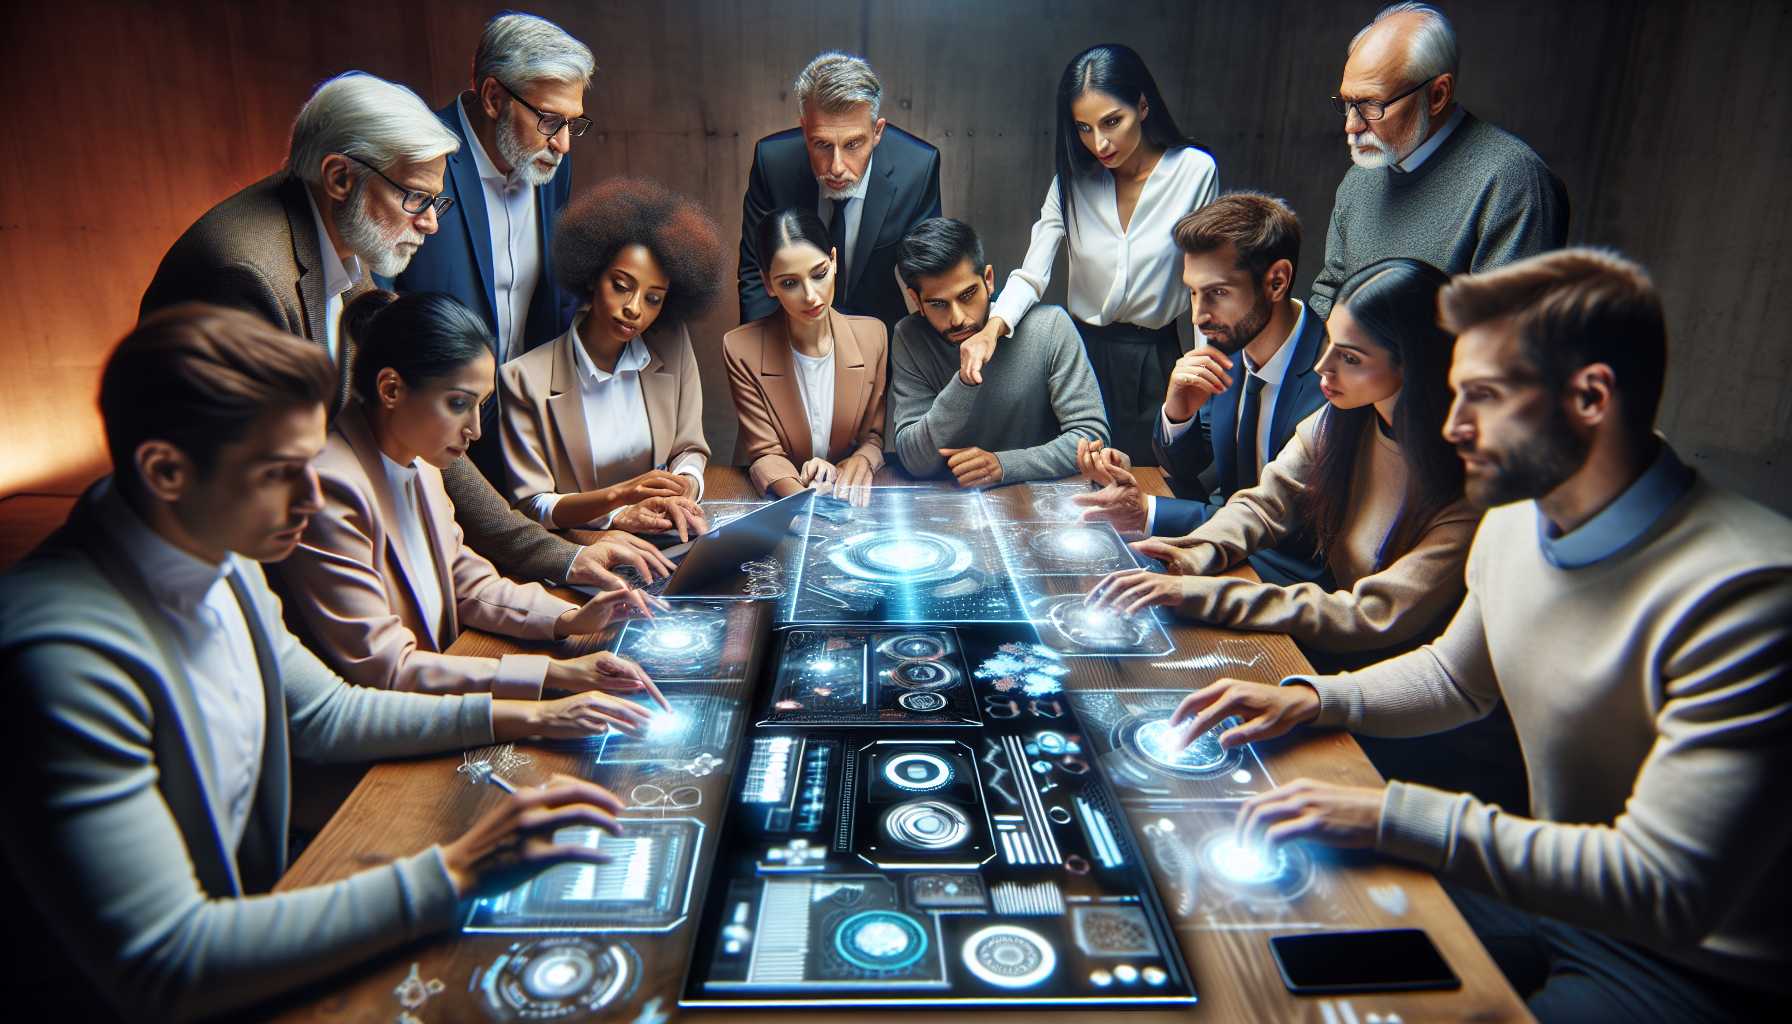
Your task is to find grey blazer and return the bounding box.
[0,485,494,1022]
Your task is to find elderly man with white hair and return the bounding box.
[738,50,942,331]
[394,12,593,374]
[142,70,649,592]
[1308,2,1569,319]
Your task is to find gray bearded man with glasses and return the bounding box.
[142,67,639,593]
[1308,2,1569,319]
[392,12,596,483]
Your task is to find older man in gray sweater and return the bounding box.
[1309,3,1568,319]
[890,217,1110,487]
[1168,250,1788,1021]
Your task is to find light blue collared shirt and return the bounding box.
[1395,105,1467,173]
[1537,442,1695,569]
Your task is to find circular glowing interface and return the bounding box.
[1027,526,1119,565]
[828,531,974,584]
[882,800,971,850]
[1045,595,1154,650]
[881,633,949,660]
[486,938,633,1019]
[1117,714,1239,777]
[898,691,948,713]
[961,924,1057,989]
[833,910,929,972]
[891,660,957,690]
[1197,832,1316,901]
[626,613,725,672]
[882,751,954,792]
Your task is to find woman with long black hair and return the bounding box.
[1088,258,1480,657]
[960,43,1217,464]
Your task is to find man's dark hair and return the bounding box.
[896,217,985,290]
[1172,190,1302,282]
[345,290,493,402]
[99,303,335,486]
[554,176,724,325]
[1439,248,1667,445]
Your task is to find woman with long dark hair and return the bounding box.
[274,289,668,714]
[723,207,888,504]
[1088,258,1480,656]
[960,43,1217,464]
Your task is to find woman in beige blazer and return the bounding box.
[500,178,724,540]
[275,291,668,709]
[724,207,886,502]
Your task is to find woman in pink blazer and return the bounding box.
[274,290,667,715]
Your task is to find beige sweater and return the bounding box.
[1306,474,1792,993]
[1165,410,1480,652]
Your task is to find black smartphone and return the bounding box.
[1269,929,1461,995]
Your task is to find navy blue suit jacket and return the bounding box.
[1149,306,1329,585]
[391,98,579,479]
[738,124,942,332]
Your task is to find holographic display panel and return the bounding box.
[1068,689,1277,805]
[760,627,980,727]
[785,487,1025,624]
[681,624,1197,1009]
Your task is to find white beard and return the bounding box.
[1348,103,1430,170]
[338,180,426,277]
[496,105,561,187]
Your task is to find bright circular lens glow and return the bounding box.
[1208,838,1280,883]
[1133,717,1229,773]
[833,910,929,972]
[882,751,954,792]
[882,799,971,849]
[962,924,1057,989]
[865,539,939,571]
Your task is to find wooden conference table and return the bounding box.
[268,468,1528,1023]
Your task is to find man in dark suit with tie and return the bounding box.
[1078,192,1330,587]
[391,12,592,481]
[738,51,942,331]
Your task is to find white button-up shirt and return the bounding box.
[378,452,446,646]
[97,480,265,853]
[457,99,543,364]
[527,322,706,527]
[303,187,365,366]
[994,145,1219,333]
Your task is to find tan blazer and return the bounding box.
[273,404,573,698]
[498,313,710,508]
[140,171,367,415]
[722,308,888,494]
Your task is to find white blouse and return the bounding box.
[991,145,1219,332]
[791,345,836,463]
[378,452,446,647]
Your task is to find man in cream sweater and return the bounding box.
[1168,249,1788,1020]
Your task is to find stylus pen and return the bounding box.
[469,761,518,794]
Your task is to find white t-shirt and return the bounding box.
[792,346,836,462]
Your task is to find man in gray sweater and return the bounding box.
[1165,250,1788,1021]
[889,217,1110,486]
[0,307,651,1021]
[1309,2,1568,319]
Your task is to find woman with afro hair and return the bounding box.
[499,177,724,540]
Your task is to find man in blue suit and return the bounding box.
[739,51,942,332]
[1078,192,1329,587]
[392,12,593,479]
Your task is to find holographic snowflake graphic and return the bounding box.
[974,642,1071,697]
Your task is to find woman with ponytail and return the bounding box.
[273,289,671,713]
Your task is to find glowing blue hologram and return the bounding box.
[465,818,703,933]
[1023,589,1175,658]
[764,628,979,726]
[786,486,1026,624]
[1196,828,1317,903]
[833,910,929,972]
[1068,690,1276,803]
[1134,718,1230,774]
[594,692,740,766]
[477,937,639,1018]
[974,642,1070,697]
[960,924,1058,989]
[991,521,1136,577]
[600,599,756,682]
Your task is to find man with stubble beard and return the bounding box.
[1158,249,1791,1022]
[1073,192,1330,586]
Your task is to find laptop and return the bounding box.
[582,488,815,598]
